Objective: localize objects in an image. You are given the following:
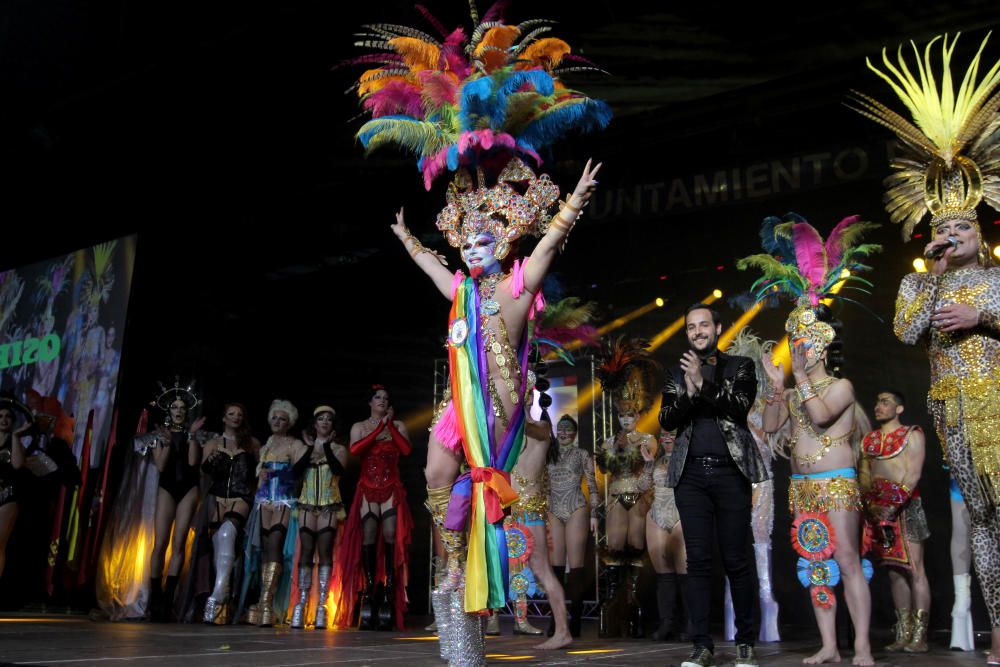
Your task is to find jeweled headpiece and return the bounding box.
[737,213,882,357]
[436,158,560,260]
[596,336,660,414]
[849,33,1000,240]
[153,377,201,412]
[344,2,611,251]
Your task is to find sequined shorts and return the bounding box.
[789,467,862,514]
[514,492,548,526]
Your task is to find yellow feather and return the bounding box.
[389,36,441,72]
[518,38,570,70]
[358,69,408,96]
[866,33,1000,159]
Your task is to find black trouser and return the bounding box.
[674,454,754,651]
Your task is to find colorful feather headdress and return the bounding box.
[529,294,599,364]
[595,336,660,414]
[736,213,882,356]
[848,32,1000,240]
[345,1,612,255]
[81,241,117,309]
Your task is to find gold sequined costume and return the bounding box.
[853,31,1000,625]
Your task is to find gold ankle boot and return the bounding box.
[886,607,912,652]
[904,608,929,653]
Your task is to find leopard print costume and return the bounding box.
[895,264,1000,625]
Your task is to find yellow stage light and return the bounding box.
[913,258,927,273]
[718,302,764,351]
[994,245,1000,259]
[655,297,665,307]
[713,289,723,298]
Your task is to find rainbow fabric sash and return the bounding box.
[444,275,528,612]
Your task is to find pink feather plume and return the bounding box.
[791,222,828,301]
[824,214,861,268]
[417,70,459,108]
[363,80,424,119]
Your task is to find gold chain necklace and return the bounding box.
[789,376,852,466]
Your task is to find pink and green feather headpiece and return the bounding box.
[736,213,882,356]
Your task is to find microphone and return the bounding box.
[924,235,958,260]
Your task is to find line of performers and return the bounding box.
[333,6,1000,667]
[93,385,412,631]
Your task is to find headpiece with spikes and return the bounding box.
[344,1,612,257]
[595,336,660,414]
[81,241,118,308]
[737,213,882,357]
[848,32,1000,240]
[152,377,201,413]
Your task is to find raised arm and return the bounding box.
[391,207,456,300]
[350,420,386,456]
[760,348,789,434]
[658,369,695,432]
[894,272,938,345]
[322,441,348,476]
[521,159,602,294]
[386,420,412,456]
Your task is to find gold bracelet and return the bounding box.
[562,199,582,215]
[551,213,574,234]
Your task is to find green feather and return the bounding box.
[359,118,447,156]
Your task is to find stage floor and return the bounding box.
[0,616,990,666]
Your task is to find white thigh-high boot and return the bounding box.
[204,520,238,624]
[950,573,975,651]
[756,542,780,641]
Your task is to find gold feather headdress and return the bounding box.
[849,33,1000,240]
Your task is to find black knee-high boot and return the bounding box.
[162,575,179,622]
[359,545,377,630]
[566,568,586,638]
[599,555,623,638]
[651,572,678,640]
[148,577,164,621]
[547,565,566,637]
[378,544,395,631]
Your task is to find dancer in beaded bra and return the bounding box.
[340,4,610,660]
[547,414,598,638]
[741,213,880,667]
[595,336,659,639]
[850,32,1000,665]
[290,405,347,630]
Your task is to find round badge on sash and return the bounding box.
[449,318,469,347]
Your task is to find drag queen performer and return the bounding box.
[0,395,30,579]
[595,337,659,639]
[331,386,412,631]
[342,3,610,662]
[200,403,260,624]
[547,414,598,638]
[290,405,347,630]
[147,382,206,620]
[244,399,308,627]
[851,31,1000,664]
[740,213,880,666]
[723,328,781,642]
[645,429,689,642]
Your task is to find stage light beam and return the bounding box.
[913,258,927,273]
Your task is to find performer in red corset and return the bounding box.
[330,385,412,630]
